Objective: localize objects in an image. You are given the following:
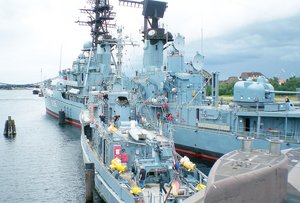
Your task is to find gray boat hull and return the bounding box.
[44,90,82,127]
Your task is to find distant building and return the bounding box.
[278,79,286,85]
[221,76,239,84]
[239,72,264,80]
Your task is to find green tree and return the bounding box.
[207,76,300,97]
[269,77,280,90]
[207,82,235,96]
[280,77,300,91]
[269,76,300,91]
[206,85,211,96]
[219,82,235,95]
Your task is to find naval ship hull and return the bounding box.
[153,102,300,161]
[44,89,82,128]
[81,134,131,203]
[171,124,299,161]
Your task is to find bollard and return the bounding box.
[237,136,254,153]
[269,139,282,156]
[241,137,254,153]
[85,163,95,202]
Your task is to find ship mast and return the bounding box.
[119,0,168,42]
[76,0,116,47]
[119,0,171,72]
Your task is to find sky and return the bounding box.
[1,0,300,84]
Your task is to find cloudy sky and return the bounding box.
[1,0,300,84]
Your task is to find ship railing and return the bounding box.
[236,103,295,112]
[236,129,300,144]
[94,120,111,138]
[140,192,165,203]
[141,184,204,203]
[141,193,195,203]
[175,152,208,185]
[236,106,264,112]
[162,126,208,186]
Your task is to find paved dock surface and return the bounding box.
[285,148,300,203]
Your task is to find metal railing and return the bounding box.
[235,128,300,144]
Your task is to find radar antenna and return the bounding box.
[192,52,204,71]
[118,0,172,44]
[76,0,116,46]
[118,0,143,8]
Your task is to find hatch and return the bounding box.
[116,96,129,106]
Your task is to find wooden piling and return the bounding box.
[58,110,65,125]
[85,163,95,202]
[3,116,16,137]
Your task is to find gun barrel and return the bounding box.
[267,90,300,94]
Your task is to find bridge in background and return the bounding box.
[0,77,58,89]
[0,80,52,89]
[0,82,40,89]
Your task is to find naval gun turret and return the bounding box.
[234,76,299,110]
[234,76,275,106]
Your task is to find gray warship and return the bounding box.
[43,0,123,127]
[78,2,208,203]
[44,0,300,161]
[80,78,208,203]
[123,1,300,160]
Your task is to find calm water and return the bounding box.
[0,89,212,202]
[0,90,85,202]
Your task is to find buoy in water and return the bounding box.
[58,110,65,125]
[3,116,16,138]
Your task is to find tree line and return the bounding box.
[269,77,300,92]
[207,76,300,96]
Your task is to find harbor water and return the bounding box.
[0,89,212,202]
[0,89,85,202]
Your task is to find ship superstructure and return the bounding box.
[77,2,211,202]
[80,85,208,202]
[123,0,300,160]
[44,0,120,127]
[44,0,300,161]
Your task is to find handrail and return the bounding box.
[235,128,300,144]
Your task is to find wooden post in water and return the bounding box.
[58,110,65,125]
[3,116,16,137]
[85,163,95,202]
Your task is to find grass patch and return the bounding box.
[275,95,297,102]
[218,95,298,103]
[219,96,233,103]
